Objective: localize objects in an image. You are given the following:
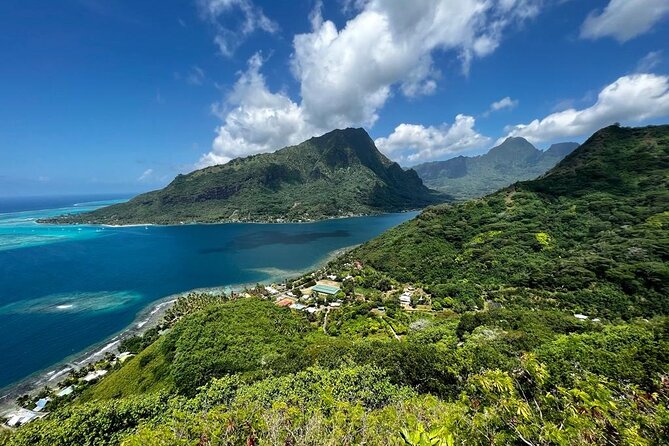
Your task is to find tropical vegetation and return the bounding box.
[3,124,668,445]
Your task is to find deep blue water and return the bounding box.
[0,195,416,390]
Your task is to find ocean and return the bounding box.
[0,195,416,391]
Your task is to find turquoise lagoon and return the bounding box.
[0,196,416,390]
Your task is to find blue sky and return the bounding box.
[1,0,668,196]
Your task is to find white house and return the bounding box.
[399,293,412,304]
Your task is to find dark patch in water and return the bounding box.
[201,229,351,253]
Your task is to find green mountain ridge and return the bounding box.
[352,124,669,318]
[412,137,579,200]
[42,128,446,225]
[4,124,668,446]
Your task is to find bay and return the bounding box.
[0,195,416,390]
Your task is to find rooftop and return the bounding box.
[312,284,341,295]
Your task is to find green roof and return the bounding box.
[312,284,340,295]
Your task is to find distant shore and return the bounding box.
[36,209,421,227]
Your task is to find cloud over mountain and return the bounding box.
[375,115,491,163]
[199,0,543,166]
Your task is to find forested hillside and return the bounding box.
[42,128,445,225]
[3,125,668,446]
[357,125,669,319]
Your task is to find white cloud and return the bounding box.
[186,66,206,86]
[580,0,669,43]
[636,50,663,73]
[198,1,543,167]
[491,96,518,111]
[483,96,518,116]
[197,0,278,56]
[292,0,541,130]
[375,115,491,163]
[501,73,669,144]
[138,169,154,182]
[197,55,315,167]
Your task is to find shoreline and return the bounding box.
[0,243,355,416]
[36,209,422,228]
[0,292,177,415]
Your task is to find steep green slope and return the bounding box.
[353,125,669,318]
[44,128,446,225]
[413,137,579,200]
[5,125,668,446]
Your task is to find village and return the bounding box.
[2,252,605,431]
[1,352,134,429]
[1,258,438,429]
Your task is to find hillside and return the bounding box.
[352,125,669,318]
[43,128,446,225]
[413,137,579,200]
[4,125,668,446]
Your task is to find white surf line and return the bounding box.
[75,340,120,366]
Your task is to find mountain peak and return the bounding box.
[486,136,538,162]
[46,128,446,225]
[314,128,375,150]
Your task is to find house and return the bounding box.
[276,298,295,307]
[34,398,50,412]
[312,284,341,297]
[56,386,74,397]
[574,314,589,320]
[305,307,319,314]
[81,369,108,382]
[289,303,307,311]
[264,286,279,295]
[5,409,39,427]
[399,293,412,304]
[329,301,342,308]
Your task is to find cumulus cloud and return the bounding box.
[375,115,491,163]
[197,0,278,56]
[198,0,543,167]
[292,0,541,130]
[483,96,518,116]
[580,0,669,43]
[197,55,315,167]
[501,73,669,144]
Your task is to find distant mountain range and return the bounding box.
[353,124,669,318]
[43,128,446,225]
[412,137,580,200]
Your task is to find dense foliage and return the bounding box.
[413,137,578,200]
[4,310,668,445]
[354,125,669,319]
[43,128,445,225]
[4,125,668,445]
